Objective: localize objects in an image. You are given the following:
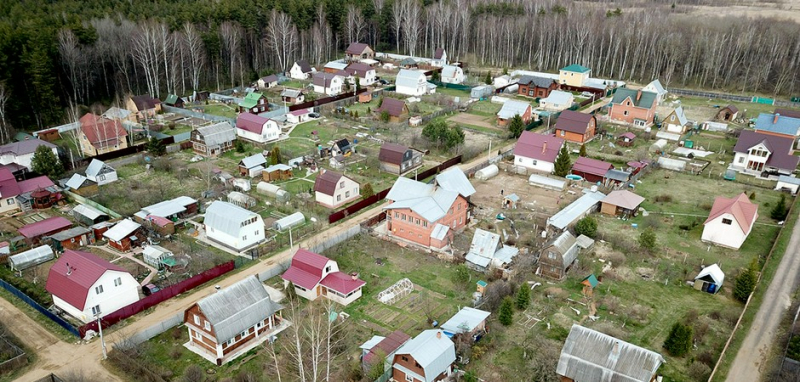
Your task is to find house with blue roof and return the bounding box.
[754,113,800,138]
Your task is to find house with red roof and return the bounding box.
[0,138,59,172]
[78,113,129,156]
[0,168,60,214]
[571,157,613,183]
[281,248,365,306]
[235,113,280,143]
[45,249,139,323]
[513,131,565,173]
[376,98,410,123]
[361,330,411,375]
[19,216,72,246]
[0,168,22,214]
[702,193,758,250]
[554,110,596,144]
[313,170,360,209]
[345,42,374,62]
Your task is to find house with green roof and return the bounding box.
[238,92,268,114]
[559,64,591,87]
[608,88,658,128]
[164,94,184,108]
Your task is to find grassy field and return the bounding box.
[435,86,472,98]
[468,100,503,117]
[664,94,800,124]
[280,80,309,89]
[164,125,193,136]
[192,103,238,119]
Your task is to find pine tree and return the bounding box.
[733,263,758,302]
[579,144,587,157]
[515,284,530,310]
[31,145,64,178]
[508,115,525,138]
[147,138,166,156]
[499,296,514,326]
[575,216,598,238]
[663,322,693,357]
[270,146,282,165]
[553,145,572,177]
[362,183,375,198]
[639,228,657,251]
[771,194,788,221]
[484,71,492,85]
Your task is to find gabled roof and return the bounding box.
[733,130,800,171]
[136,196,197,218]
[395,330,455,381]
[86,159,113,178]
[774,108,800,119]
[294,60,313,73]
[379,143,410,165]
[441,65,461,79]
[704,193,758,235]
[435,168,476,198]
[195,122,236,146]
[239,92,265,109]
[195,275,283,343]
[602,190,645,210]
[19,217,72,238]
[664,106,688,127]
[130,94,161,111]
[611,88,657,109]
[236,112,272,134]
[281,249,331,290]
[72,204,107,220]
[346,62,373,78]
[723,104,739,114]
[518,75,557,89]
[319,271,365,295]
[396,69,426,89]
[313,72,342,88]
[572,157,613,177]
[48,226,91,241]
[281,88,302,98]
[66,174,92,190]
[555,110,594,134]
[314,170,346,196]
[377,98,408,117]
[541,90,574,105]
[644,79,667,96]
[695,263,724,285]
[465,229,501,268]
[0,168,20,198]
[440,307,490,336]
[384,177,460,223]
[102,107,131,120]
[558,324,665,382]
[497,100,531,120]
[604,169,631,182]
[260,74,278,84]
[548,190,606,230]
[240,154,267,169]
[323,61,348,71]
[17,176,55,194]
[433,48,445,59]
[754,113,800,136]
[204,201,260,237]
[0,138,57,156]
[46,249,129,310]
[364,330,411,365]
[103,219,141,242]
[164,94,180,105]
[561,64,591,73]
[619,132,636,140]
[513,131,564,163]
[345,42,371,55]
[549,231,578,267]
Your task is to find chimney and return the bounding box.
[215,285,221,292]
[636,90,642,102]
[66,262,72,276]
[350,272,359,281]
[774,113,780,124]
[542,141,547,154]
[436,331,442,339]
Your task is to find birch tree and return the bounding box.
[265,10,298,73]
[0,83,10,144]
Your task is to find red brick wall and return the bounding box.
[609,99,655,124]
[393,354,427,380]
[387,195,468,247]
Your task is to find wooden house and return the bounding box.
[539,231,579,280]
[378,143,423,175]
[345,42,374,62]
[238,92,269,114]
[554,110,596,143]
[600,190,645,217]
[517,75,559,98]
[164,94,185,108]
[48,226,95,252]
[19,217,73,246]
[375,98,409,122]
[192,122,237,157]
[102,219,142,252]
[392,330,455,382]
[716,105,739,122]
[262,164,293,182]
[618,132,636,147]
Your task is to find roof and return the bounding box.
[611,88,657,109]
[333,138,351,151]
[345,42,371,55]
[619,132,636,140]
[236,113,271,134]
[265,163,292,172]
[518,75,556,88]
[364,330,411,365]
[465,229,501,267]
[260,74,278,84]
[497,100,531,120]
[441,65,461,79]
[547,190,606,230]
[602,190,645,210]
[8,245,53,271]
[582,274,599,288]
[395,330,455,381]
[754,113,800,136]
[399,57,417,66]
[346,62,373,78]
[17,176,55,194]
[138,196,197,218]
[313,72,342,88]
[513,131,564,163]
[281,88,302,98]
[434,48,445,59]
[644,79,667,95]
[320,271,365,295]
[0,168,19,198]
[45,250,128,310]
[561,64,591,73]
[164,94,179,104]
[385,177,458,222]
[376,98,408,117]
[0,139,57,156]
[102,219,141,241]
[778,175,800,185]
[323,61,348,71]
[238,92,265,109]
[774,108,800,119]
[704,193,758,235]
[72,204,107,220]
[665,106,688,126]
[542,90,574,105]
[102,107,131,120]
[294,60,313,73]
[47,226,91,241]
[379,143,410,165]
[19,217,71,238]
[549,231,579,267]
[695,263,725,285]
[733,130,800,171]
[435,168,475,198]
[557,324,665,382]
[604,169,631,182]
[204,201,260,237]
[396,69,425,89]
[65,174,92,190]
[572,157,613,177]
[314,170,345,196]
[723,104,739,113]
[240,154,267,169]
[555,110,594,134]
[85,159,112,178]
[430,223,450,241]
[195,122,236,147]
[143,245,172,260]
[281,249,331,289]
[440,307,491,335]
[130,94,161,110]
[195,275,283,343]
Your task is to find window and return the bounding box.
[193,315,200,325]
[623,110,629,116]
[340,181,345,189]
[423,221,428,228]
[95,285,104,294]
[204,321,211,331]
[405,375,414,382]
[560,130,565,136]
[240,329,249,338]
[91,305,101,315]
[255,230,259,236]
[738,157,745,164]
[532,160,538,166]
[6,199,13,205]
[402,214,406,221]
[242,235,247,241]
[98,174,105,181]
[395,212,399,219]
[722,218,733,225]
[337,195,342,201]
[402,356,409,362]
[326,265,332,273]
[114,277,122,286]
[415,218,420,225]
[345,191,350,198]
[548,251,556,259]
[227,338,235,346]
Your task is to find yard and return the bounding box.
[660,94,800,125]
[189,103,238,119]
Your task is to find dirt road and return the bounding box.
[725,216,800,382]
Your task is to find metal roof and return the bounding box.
[273,211,305,231]
[541,90,574,106]
[195,275,283,343]
[66,173,91,190]
[754,113,800,136]
[72,204,106,221]
[497,100,531,120]
[139,196,197,218]
[550,231,579,267]
[396,69,426,89]
[604,169,631,182]
[644,79,667,96]
[557,324,665,382]
[466,229,500,267]
[205,201,261,237]
[196,122,236,147]
[360,335,385,350]
[103,219,141,242]
[47,226,91,241]
[561,64,591,73]
[395,330,456,382]
[430,223,450,241]
[667,106,688,127]
[19,217,72,238]
[8,245,54,271]
[611,88,657,109]
[435,168,476,198]
[695,263,724,286]
[778,175,800,185]
[85,159,112,178]
[440,307,490,336]
[240,154,267,169]
[547,190,606,230]
[45,250,128,310]
[602,190,645,211]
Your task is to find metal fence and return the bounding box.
[289,88,369,112]
[308,225,362,253]
[0,338,26,374]
[0,279,81,337]
[65,191,121,219]
[162,105,235,126]
[127,312,183,345]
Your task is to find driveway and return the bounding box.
[725,215,800,382]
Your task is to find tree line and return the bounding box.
[2,0,800,133]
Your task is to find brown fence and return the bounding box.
[327,155,463,224]
[64,135,177,171]
[79,260,235,336]
[289,89,369,112]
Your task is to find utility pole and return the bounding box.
[96,312,107,360]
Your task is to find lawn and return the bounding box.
[435,86,472,98]
[467,100,503,117]
[280,80,309,89]
[191,103,238,119]
[666,94,800,124]
[163,124,193,136]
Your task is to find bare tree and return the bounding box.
[0,83,10,144]
[219,22,244,89]
[345,5,366,44]
[57,29,84,103]
[265,10,298,73]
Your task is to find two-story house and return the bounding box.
[496,100,532,126]
[643,79,668,105]
[731,130,799,175]
[192,122,237,157]
[432,48,447,67]
[79,113,129,157]
[554,110,596,144]
[376,98,410,123]
[395,69,429,97]
[45,249,140,323]
[539,231,580,279]
[378,143,423,175]
[345,42,374,62]
[608,88,658,127]
[392,330,456,382]
[235,113,280,143]
[312,72,344,96]
[662,106,690,134]
[184,276,284,365]
[313,170,360,209]
[204,201,265,252]
[384,168,475,250]
[281,248,366,306]
[440,65,465,84]
[126,94,162,120]
[289,60,315,79]
[559,64,591,87]
[346,62,376,86]
[702,193,758,250]
[518,75,560,98]
[0,139,59,172]
[513,131,565,173]
[238,92,269,114]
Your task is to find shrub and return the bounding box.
[498,296,514,326]
[749,191,756,200]
[638,228,657,251]
[688,361,711,381]
[771,194,789,221]
[451,264,470,286]
[515,284,530,310]
[575,216,598,238]
[654,194,673,203]
[663,322,693,357]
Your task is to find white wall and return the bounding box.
[88,170,118,186]
[701,213,749,250]
[315,177,360,208]
[290,63,310,79]
[54,270,140,323]
[514,155,554,173]
[236,122,280,143]
[665,122,684,134]
[325,287,362,306]
[284,259,339,301]
[206,216,265,251]
[0,197,20,214]
[0,147,60,171]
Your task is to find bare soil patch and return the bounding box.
[447,113,499,130]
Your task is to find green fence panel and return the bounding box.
[752,96,775,105]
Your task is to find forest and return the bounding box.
[1,0,800,132]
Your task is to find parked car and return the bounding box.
[309,112,320,118]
